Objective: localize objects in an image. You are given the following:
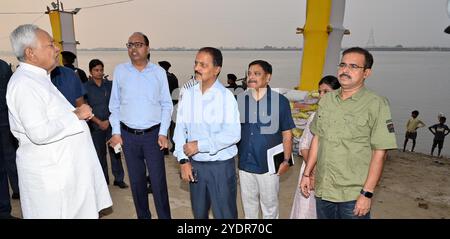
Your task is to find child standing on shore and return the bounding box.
[429,116,450,157]
[403,110,425,152]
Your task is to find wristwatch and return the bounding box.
[179,158,190,165]
[360,189,373,198]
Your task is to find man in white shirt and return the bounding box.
[7,24,112,219]
[173,47,241,219]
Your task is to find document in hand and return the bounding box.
[267,143,294,174]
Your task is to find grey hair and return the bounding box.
[10,24,39,62]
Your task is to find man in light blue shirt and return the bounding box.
[173,47,241,219]
[109,32,173,219]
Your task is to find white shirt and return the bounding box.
[173,80,241,162]
[6,63,112,219]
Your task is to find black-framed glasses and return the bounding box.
[125,42,146,49]
[337,63,365,71]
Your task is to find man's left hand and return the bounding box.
[158,135,169,150]
[183,141,199,157]
[277,161,290,176]
[353,194,372,217]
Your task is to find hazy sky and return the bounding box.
[1,0,450,51]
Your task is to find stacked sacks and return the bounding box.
[273,88,319,155]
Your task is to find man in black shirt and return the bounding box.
[61,51,89,83]
[0,59,19,218]
[158,61,179,153]
[429,116,450,157]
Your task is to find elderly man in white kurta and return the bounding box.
[6,24,112,219]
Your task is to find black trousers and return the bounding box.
[190,157,237,219]
[121,127,171,219]
[91,128,125,184]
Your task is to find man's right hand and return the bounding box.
[180,163,194,182]
[74,104,93,120]
[98,120,110,131]
[300,175,311,198]
[109,134,123,148]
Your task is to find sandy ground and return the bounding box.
[9,150,450,219]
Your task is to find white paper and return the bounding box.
[113,144,122,154]
[267,143,294,174]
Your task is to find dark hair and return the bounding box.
[89,59,104,71]
[412,110,419,116]
[342,47,374,69]
[248,60,272,74]
[227,73,237,81]
[140,33,149,46]
[319,75,340,90]
[198,47,222,67]
[440,116,446,123]
[61,51,76,64]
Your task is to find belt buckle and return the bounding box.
[134,129,145,135]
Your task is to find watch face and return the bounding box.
[361,189,373,198]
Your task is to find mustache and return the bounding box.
[339,73,351,79]
[247,80,257,84]
[195,71,201,76]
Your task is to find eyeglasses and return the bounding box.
[125,42,146,49]
[337,63,366,71]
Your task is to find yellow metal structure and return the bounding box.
[47,1,79,65]
[48,11,63,64]
[297,0,332,91]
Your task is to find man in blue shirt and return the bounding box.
[237,60,295,219]
[173,47,241,219]
[109,32,173,219]
[84,59,127,189]
[51,65,86,107]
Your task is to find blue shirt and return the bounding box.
[173,80,241,162]
[84,79,112,131]
[237,87,295,174]
[51,66,85,107]
[109,62,173,136]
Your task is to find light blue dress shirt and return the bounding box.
[173,80,241,162]
[109,62,173,136]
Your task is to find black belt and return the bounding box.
[120,122,160,135]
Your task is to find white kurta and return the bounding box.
[6,63,112,219]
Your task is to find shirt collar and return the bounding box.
[19,62,50,77]
[126,61,154,72]
[87,78,105,87]
[335,86,367,101]
[247,85,272,102]
[194,78,222,93]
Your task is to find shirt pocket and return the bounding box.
[344,114,370,142]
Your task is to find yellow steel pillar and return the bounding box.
[297,0,331,91]
[46,1,79,65]
[48,11,63,54]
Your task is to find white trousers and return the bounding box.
[239,170,279,219]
